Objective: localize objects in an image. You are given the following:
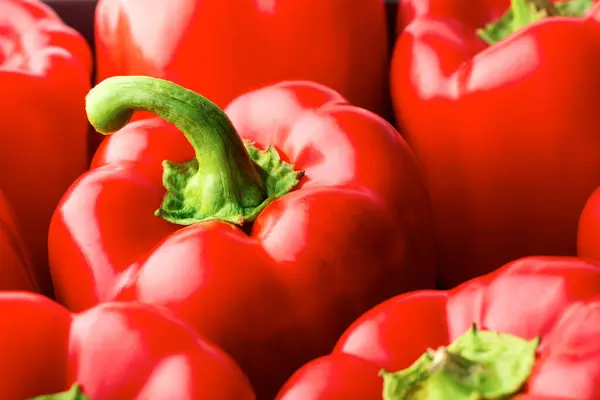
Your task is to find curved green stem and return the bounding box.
[86,76,302,225]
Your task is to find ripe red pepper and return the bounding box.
[391,0,600,288]
[94,0,388,115]
[0,189,39,292]
[277,256,600,400]
[49,76,436,398]
[0,0,92,294]
[0,291,254,400]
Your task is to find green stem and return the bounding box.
[86,76,302,225]
[380,325,540,400]
[31,384,90,400]
[526,0,559,16]
[512,0,556,31]
[477,0,594,45]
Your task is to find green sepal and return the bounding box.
[31,384,90,400]
[381,325,540,400]
[156,141,303,225]
[477,0,594,45]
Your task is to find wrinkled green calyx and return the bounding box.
[86,76,302,226]
[160,140,302,225]
[478,0,594,45]
[380,325,540,400]
[31,384,90,400]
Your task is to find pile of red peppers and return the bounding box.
[1,0,600,398]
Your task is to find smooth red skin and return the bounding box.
[92,0,388,149]
[0,291,255,399]
[49,81,436,398]
[0,190,39,292]
[0,0,92,295]
[391,0,600,288]
[578,187,600,261]
[277,256,600,399]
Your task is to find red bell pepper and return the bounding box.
[277,256,600,400]
[0,291,254,399]
[0,0,92,295]
[391,0,600,288]
[93,0,388,121]
[0,189,39,292]
[48,76,436,398]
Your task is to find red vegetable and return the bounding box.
[49,76,435,397]
[391,0,600,288]
[93,0,388,116]
[277,256,600,400]
[0,0,92,294]
[0,291,254,400]
[0,190,39,292]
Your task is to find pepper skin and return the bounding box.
[0,189,39,292]
[49,77,436,398]
[0,0,92,295]
[277,256,600,400]
[93,0,388,117]
[0,291,254,400]
[577,186,600,260]
[391,0,600,288]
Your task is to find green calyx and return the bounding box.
[160,140,302,224]
[380,325,540,400]
[86,76,303,226]
[478,0,594,45]
[31,384,90,400]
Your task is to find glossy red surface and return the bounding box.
[49,81,436,398]
[94,0,388,112]
[391,0,600,288]
[278,257,600,399]
[0,292,254,399]
[0,0,91,294]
